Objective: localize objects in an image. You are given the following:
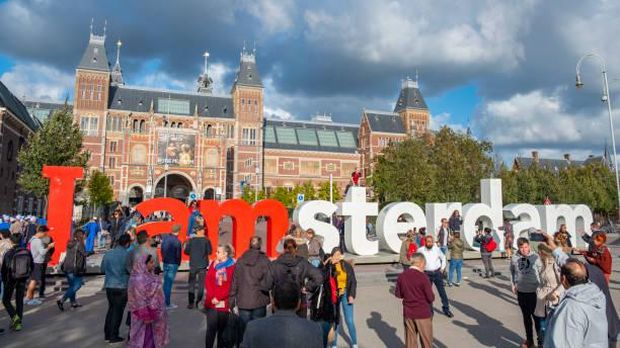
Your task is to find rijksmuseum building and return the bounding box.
[23,28,430,206]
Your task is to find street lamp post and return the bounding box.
[576,53,620,220]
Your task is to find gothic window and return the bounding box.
[139,120,146,133]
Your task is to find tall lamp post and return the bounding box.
[576,53,620,220]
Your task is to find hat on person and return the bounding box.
[37,225,50,232]
[172,224,181,233]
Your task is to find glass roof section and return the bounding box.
[336,131,356,148]
[317,130,338,147]
[296,128,318,146]
[276,127,297,144]
[264,126,276,143]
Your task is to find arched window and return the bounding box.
[163,120,168,127]
[206,124,214,138]
[171,122,176,128]
[139,120,146,133]
[132,119,138,133]
[177,122,182,128]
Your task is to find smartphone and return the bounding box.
[529,232,546,242]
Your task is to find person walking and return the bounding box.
[0,229,11,335]
[184,226,212,309]
[204,244,236,348]
[37,227,55,299]
[271,238,323,318]
[418,235,454,318]
[127,254,170,348]
[436,219,450,255]
[241,282,323,348]
[475,227,496,278]
[448,210,462,233]
[25,225,54,305]
[395,253,434,348]
[108,210,126,248]
[399,230,418,270]
[327,247,358,348]
[447,232,464,287]
[82,217,100,255]
[544,259,608,348]
[230,236,272,342]
[510,237,543,348]
[533,243,563,343]
[102,233,132,344]
[1,233,33,331]
[160,224,182,310]
[57,229,87,310]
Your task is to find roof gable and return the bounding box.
[365,111,406,134]
[78,35,110,72]
[394,86,427,112]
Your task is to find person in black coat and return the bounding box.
[108,210,126,248]
[271,238,323,318]
[326,247,358,348]
[230,236,273,342]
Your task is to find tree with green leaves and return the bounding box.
[271,186,294,208]
[294,181,316,201]
[87,170,114,208]
[241,185,265,204]
[17,105,90,198]
[371,127,494,205]
[317,181,342,202]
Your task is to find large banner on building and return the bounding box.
[157,129,196,167]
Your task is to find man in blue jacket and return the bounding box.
[161,224,182,309]
[101,233,131,344]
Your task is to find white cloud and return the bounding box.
[303,0,537,70]
[240,0,296,34]
[264,106,294,120]
[475,89,615,161]
[208,62,233,95]
[430,112,467,133]
[0,62,73,101]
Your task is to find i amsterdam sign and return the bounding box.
[43,166,594,264]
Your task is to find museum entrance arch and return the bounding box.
[128,186,144,206]
[154,173,195,202]
[204,188,216,200]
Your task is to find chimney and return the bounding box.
[563,153,571,161]
[532,151,539,162]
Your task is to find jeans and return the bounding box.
[187,267,206,305]
[333,292,358,346]
[481,253,495,276]
[238,307,267,343]
[517,291,542,344]
[440,246,448,255]
[448,259,463,284]
[309,258,321,268]
[162,263,179,306]
[426,270,450,312]
[61,273,83,303]
[2,279,26,320]
[104,288,128,340]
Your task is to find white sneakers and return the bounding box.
[166,303,178,310]
[26,298,42,306]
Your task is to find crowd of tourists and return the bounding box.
[0,204,618,348]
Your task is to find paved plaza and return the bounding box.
[1,243,619,348]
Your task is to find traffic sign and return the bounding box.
[189,191,197,200]
[297,193,305,204]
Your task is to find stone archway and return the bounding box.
[154,172,195,202]
[204,188,216,200]
[128,186,144,206]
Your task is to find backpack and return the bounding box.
[273,262,303,289]
[10,247,33,280]
[485,238,497,253]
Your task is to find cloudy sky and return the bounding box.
[1,0,619,163]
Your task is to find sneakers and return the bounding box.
[108,337,124,344]
[10,316,22,331]
[57,299,65,312]
[443,309,454,318]
[187,303,194,309]
[454,282,461,287]
[26,298,42,306]
[166,304,178,310]
[71,302,83,308]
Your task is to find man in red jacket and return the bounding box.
[395,253,434,348]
